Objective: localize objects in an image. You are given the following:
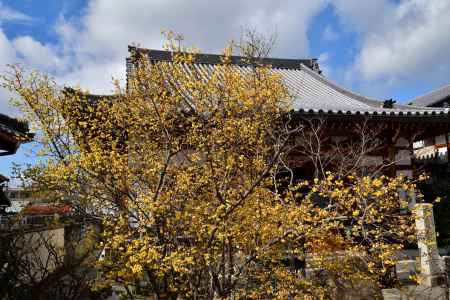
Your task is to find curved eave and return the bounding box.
[296,64,449,113]
[297,64,383,107]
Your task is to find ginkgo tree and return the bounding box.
[1,32,418,299]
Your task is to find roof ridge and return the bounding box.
[128,46,321,72]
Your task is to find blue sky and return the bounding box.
[1,0,450,179]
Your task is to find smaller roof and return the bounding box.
[409,83,450,107]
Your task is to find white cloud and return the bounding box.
[0,28,18,115]
[318,52,332,77]
[73,0,327,59]
[0,1,32,23]
[74,0,325,56]
[42,0,327,92]
[318,52,329,63]
[13,36,67,72]
[332,0,450,85]
[322,26,338,42]
[0,2,32,115]
[0,28,15,63]
[331,0,396,34]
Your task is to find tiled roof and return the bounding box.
[409,83,450,107]
[127,47,450,118]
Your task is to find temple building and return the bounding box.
[0,113,32,214]
[126,47,450,179]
